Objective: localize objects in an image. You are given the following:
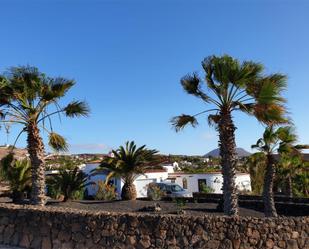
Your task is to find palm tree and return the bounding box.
[97,141,158,200]
[252,126,281,217]
[243,153,266,195]
[276,126,309,197]
[252,126,308,216]
[0,66,89,205]
[47,167,88,201]
[171,55,287,216]
[0,153,31,203]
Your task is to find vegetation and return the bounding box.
[171,55,287,216]
[47,167,88,201]
[0,154,31,203]
[147,183,164,201]
[94,180,117,201]
[243,153,266,195]
[46,155,86,171]
[0,66,89,205]
[199,182,214,194]
[97,141,158,200]
[252,126,308,217]
[174,198,187,214]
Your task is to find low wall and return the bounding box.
[0,204,308,249]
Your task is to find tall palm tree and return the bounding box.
[97,141,158,200]
[171,55,287,216]
[252,126,308,216]
[0,66,89,205]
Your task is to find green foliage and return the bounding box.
[171,55,287,132]
[252,125,309,197]
[147,183,164,201]
[0,66,90,152]
[199,183,214,194]
[173,198,187,214]
[47,167,88,201]
[0,154,31,202]
[97,141,159,185]
[243,153,266,195]
[94,180,117,201]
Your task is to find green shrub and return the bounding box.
[47,167,88,201]
[0,154,31,203]
[200,183,214,194]
[147,183,164,201]
[95,180,117,201]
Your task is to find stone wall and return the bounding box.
[0,204,308,249]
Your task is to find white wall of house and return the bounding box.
[82,163,252,198]
[170,172,251,194]
[83,163,169,198]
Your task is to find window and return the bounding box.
[171,184,183,192]
[182,178,188,189]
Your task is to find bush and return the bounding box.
[95,180,117,201]
[46,167,88,201]
[200,183,214,194]
[147,183,164,201]
[0,154,31,203]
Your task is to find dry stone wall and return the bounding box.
[0,204,308,249]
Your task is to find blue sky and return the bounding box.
[1,0,309,155]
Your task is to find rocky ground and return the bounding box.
[47,199,265,217]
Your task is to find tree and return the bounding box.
[0,66,89,205]
[97,141,158,200]
[0,154,31,203]
[252,126,307,216]
[171,55,287,216]
[276,126,309,197]
[46,167,88,201]
[243,153,266,195]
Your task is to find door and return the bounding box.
[198,179,207,192]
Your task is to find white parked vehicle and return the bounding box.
[147,182,192,198]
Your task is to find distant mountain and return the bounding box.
[204,148,251,158]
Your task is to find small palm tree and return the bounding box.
[171,55,287,216]
[0,66,89,205]
[276,126,309,197]
[0,154,31,203]
[244,153,266,195]
[252,126,280,217]
[47,167,88,201]
[252,126,308,216]
[97,141,158,200]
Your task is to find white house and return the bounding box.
[168,172,251,194]
[83,163,169,198]
[83,162,252,198]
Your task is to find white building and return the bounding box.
[83,163,252,198]
[168,172,251,194]
[84,163,169,198]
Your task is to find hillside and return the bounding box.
[204,148,251,158]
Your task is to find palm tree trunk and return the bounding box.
[263,154,277,217]
[27,122,46,206]
[121,179,137,200]
[286,174,293,198]
[218,109,239,216]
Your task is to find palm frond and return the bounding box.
[170,114,198,132]
[64,101,90,117]
[48,132,68,152]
